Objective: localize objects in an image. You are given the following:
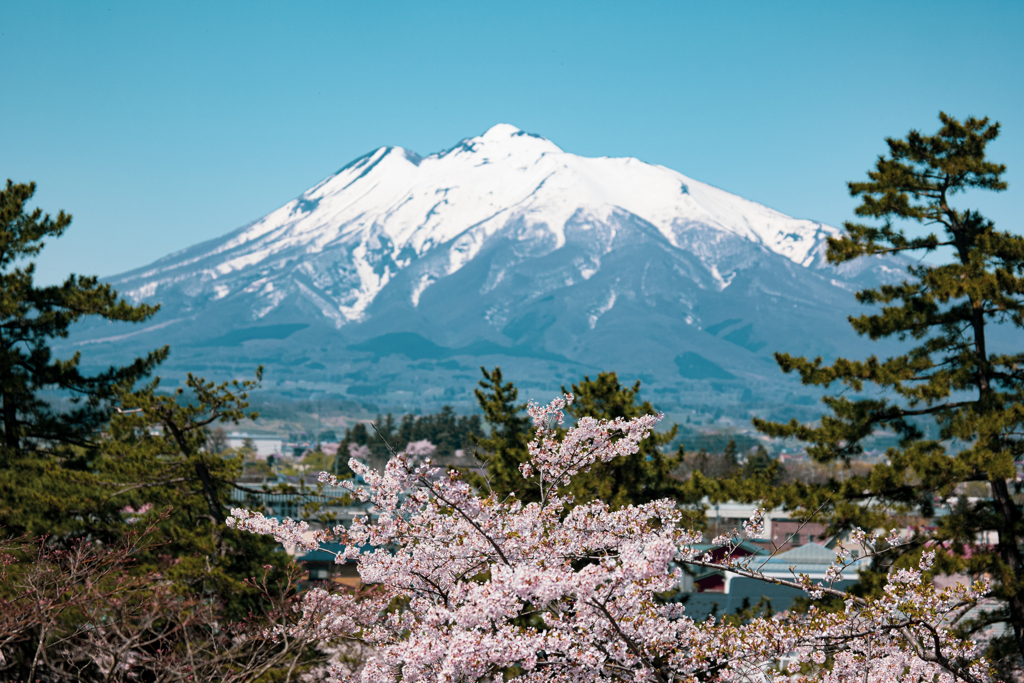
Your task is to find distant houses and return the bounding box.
[704,500,828,550]
[230,472,376,585]
[678,542,865,621]
[678,500,863,619]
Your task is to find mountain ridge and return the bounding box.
[110,124,844,325]
[64,124,908,414]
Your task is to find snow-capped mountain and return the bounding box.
[70,124,906,412]
[116,124,840,325]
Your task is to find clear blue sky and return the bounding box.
[4,0,1022,285]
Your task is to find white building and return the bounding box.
[704,500,783,540]
[227,433,283,457]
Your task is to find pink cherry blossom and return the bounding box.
[404,440,437,458]
[231,395,995,683]
[348,443,372,460]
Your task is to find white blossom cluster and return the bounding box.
[227,508,326,552]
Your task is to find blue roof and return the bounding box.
[297,542,375,563]
[679,578,858,621]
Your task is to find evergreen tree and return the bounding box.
[0,180,166,459]
[753,113,1024,670]
[392,405,484,456]
[0,180,166,537]
[741,444,775,482]
[686,441,741,480]
[470,367,535,502]
[102,369,291,617]
[206,425,229,454]
[337,407,483,472]
[0,182,297,621]
[723,438,738,466]
[109,372,265,526]
[337,415,394,472]
[470,369,686,510]
[561,372,684,509]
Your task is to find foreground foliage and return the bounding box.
[102,370,295,618]
[0,517,337,683]
[0,180,302,629]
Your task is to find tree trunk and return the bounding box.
[989,477,1024,658]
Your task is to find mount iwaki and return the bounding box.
[67,124,907,414]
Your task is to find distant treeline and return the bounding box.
[341,405,485,461]
[678,431,760,455]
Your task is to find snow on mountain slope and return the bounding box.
[113,124,841,328]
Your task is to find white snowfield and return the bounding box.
[120,124,840,326]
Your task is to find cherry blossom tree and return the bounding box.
[348,443,373,461]
[404,439,437,464]
[230,395,997,682]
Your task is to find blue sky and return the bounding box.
[4,0,1022,285]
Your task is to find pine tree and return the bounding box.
[741,444,775,482]
[0,180,166,459]
[470,369,686,510]
[753,113,1024,669]
[561,372,684,509]
[0,182,289,618]
[337,408,483,474]
[0,180,167,537]
[470,367,535,502]
[102,369,292,618]
[723,438,738,466]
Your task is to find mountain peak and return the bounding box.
[479,123,524,138]
[112,124,844,329]
[441,123,564,159]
